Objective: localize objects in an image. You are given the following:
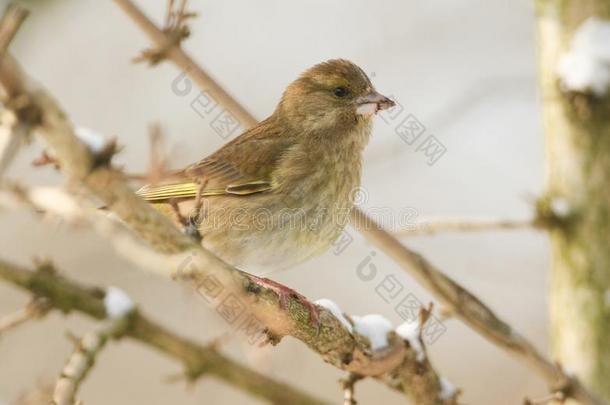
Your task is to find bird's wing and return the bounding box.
[136,118,294,203]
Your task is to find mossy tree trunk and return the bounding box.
[536,1,610,401]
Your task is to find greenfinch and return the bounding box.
[137,59,393,273]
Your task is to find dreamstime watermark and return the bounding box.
[354,250,447,344]
[190,202,420,234]
[178,186,425,238]
[171,70,243,139]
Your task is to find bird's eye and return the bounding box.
[333,86,349,98]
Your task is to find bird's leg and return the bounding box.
[191,179,208,224]
[169,199,189,227]
[244,272,320,329]
[168,199,202,242]
[180,179,209,242]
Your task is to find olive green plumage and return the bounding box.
[137,59,393,272]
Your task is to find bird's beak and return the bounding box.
[356,91,395,116]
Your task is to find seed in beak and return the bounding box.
[356,91,395,116]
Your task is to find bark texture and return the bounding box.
[536,0,610,401]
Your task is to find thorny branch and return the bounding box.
[0,3,29,176]
[0,296,49,337]
[0,3,456,404]
[0,3,27,61]
[108,1,607,403]
[0,259,329,405]
[52,317,131,405]
[132,0,196,65]
[0,179,453,404]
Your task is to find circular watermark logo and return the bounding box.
[351,186,369,206]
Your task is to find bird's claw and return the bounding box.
[247,274,321,332]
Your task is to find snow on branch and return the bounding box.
[0,8,456,404]
[558,17,610,96]
[0,259,329,405]
[105,2,606,403]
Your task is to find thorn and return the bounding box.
[65,331,84,351]
[418,302,434,341]
[206,332,232,351]
[438,305,454,321]
[133,0,196,66]
[33,257,55,275]
[32,150,60,169]
[92,137,121,168]
[261,329,282,346]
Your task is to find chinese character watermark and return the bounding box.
[355,251,447,344]
[178,253,267,345]
[379,95,447,166]
[172,70,243,140]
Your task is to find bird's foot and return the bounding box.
[247,274,320,330]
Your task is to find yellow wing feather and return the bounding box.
[136,181,273,202]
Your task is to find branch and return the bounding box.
[0,3,29,176]
[0,3,28,61]
[0,28,455,405]
[350,209,605,405]
[0,259,330,405]
[397,216,539,237]
[0,296,48,336]
[52,317,130,405]
[0,181,455,404]
[113,0,255,127]
[339,373,363,405]
[106,2,606,403]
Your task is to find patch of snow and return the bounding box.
[550,197,571,217]
[438,377,457,400]
[29,187,79,217]
[104,286,135,319]
[314,299,353,333]
[558,17,610,96]
[75,126,106,153]
[351,314,393,351]
[395,321,426,362]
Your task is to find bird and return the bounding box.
[136,59,394,315]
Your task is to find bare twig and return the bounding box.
[0,182,454,404]
[106,3,606,403]
[0,51,456,405]
[397,216,539,237]
[339,373,363,405]
[0,3,29,176]
[0,259,330,405]
[0,296,49,337]
[132,0,195,65]
[350,209,604,405]
[113,0,255,127]
[0,108,27,176]
[52,317,130,405]
[146,123,170,184]
[0,3,28,62]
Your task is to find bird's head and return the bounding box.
[277,59,394,133]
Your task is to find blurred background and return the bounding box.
[0,0,546,404]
